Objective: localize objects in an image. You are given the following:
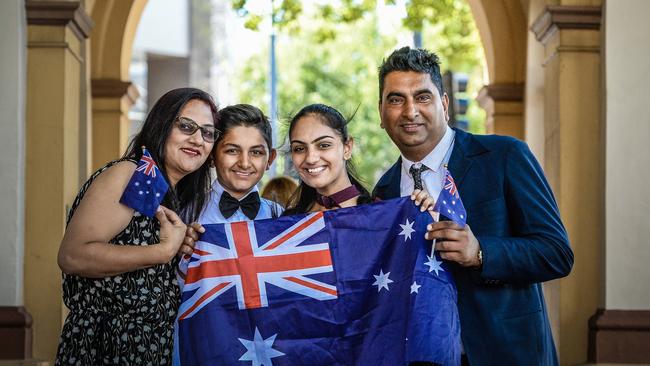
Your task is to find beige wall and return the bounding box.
[604,0,650,310]
[524,0,546,161]
[0,0,26,307]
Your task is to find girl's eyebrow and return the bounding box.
[311,135,335,143]
[291,135,335,144]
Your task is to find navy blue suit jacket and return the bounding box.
[373,129,573,366]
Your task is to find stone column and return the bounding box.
[587,0,650,363]
[91,79,139,170]
[0,5,31,360]
[24,0,93,359]
[476,83,525,139]
[531,5,602,365]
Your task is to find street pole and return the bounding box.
[413,31,422,48]
[268,0,278,177]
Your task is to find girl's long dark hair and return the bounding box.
[123,87,219,223]
[283,104,371,215]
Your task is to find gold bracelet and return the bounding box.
[477,249,483,266]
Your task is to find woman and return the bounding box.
[284,103,432,214]
[56,88,219,365]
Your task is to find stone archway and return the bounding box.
[89,0,147,171]
[464,1,605,365]
[468,0,527,140]
[22,0,148,359]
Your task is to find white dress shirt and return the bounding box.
[399,126,456,202]
[198,179,283,224]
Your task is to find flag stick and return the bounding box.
[430,210,440,257]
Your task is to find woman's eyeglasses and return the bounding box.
[175,117,220,143]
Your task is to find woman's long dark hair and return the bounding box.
[123,88,219,223]
[284,104,371,215]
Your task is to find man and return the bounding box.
[373,47,573,365]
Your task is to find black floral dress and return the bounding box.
[55,159,180,365]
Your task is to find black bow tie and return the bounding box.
[219,191,261,220]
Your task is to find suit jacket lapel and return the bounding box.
[374,157,402,199]
[447,129,485,188]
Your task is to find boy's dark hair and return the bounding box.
[217,104,273,151]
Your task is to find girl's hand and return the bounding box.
[410,189,436,212]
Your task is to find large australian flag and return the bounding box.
[178,197,460,365]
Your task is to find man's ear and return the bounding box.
[442,92,450,122]
[266,149,278,170]
[378,100,385,129]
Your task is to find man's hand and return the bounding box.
[179,222,205,257]
[426,220,481,267]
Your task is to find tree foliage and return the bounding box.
[231,0,485,184]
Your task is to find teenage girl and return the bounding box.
[283,103,432,215]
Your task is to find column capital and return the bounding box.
[476,83,525,139]
[476,83,524,109]
[531,5,601,45]
[25,1,94,40]
[91,79,140,106]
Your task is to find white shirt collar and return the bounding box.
[401,126,455,175]
[211,178,259,201]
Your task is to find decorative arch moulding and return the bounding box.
[91,79,140,106]
[476,83,524,106]
[531,5,602,45]
[25,1,94,40]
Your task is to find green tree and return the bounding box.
[232,1,485,184]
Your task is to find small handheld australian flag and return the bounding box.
[119,147,169,217]
[433,170,467,226]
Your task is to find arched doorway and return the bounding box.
[21,1,604,364]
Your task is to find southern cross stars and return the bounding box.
[410,281,421,294]
[424,255,444,276]
[372,269,393,292]
[399,218,416,242]
[238,327,285,366]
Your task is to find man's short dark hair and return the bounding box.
[378,47,444,99]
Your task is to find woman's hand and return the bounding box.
[179,222,206,257]
[156,206,188,261]
[410,189,436,212]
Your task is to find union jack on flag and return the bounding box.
[135,148,159,177]
[444,172,458,197]
[119,146,169,217]
[433,170,467,226]
[178,212,337,320]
